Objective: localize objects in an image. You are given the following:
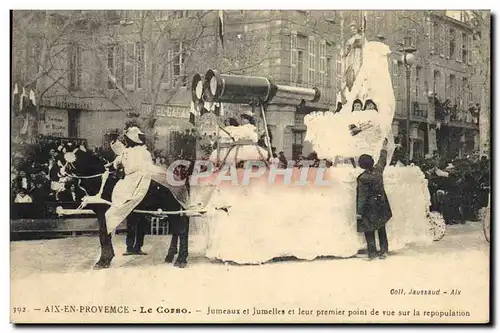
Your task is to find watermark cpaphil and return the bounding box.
[164,159,336,187]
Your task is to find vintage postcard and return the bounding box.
[10,9,491,324]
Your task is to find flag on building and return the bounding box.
[218,10,224,48]
[12,83,20,113]
[29,89,36,107]
[19,87,27,112]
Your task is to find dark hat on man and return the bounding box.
[358,154,375,170]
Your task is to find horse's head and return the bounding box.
[63,149,116,201]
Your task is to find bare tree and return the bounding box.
[469,10,490,156]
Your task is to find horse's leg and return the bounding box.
[134,214,149,255]
[124,216,138,254]
[94,211,114,269]
[165,228,178,263]
[174,215,189,268]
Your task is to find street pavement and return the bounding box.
[10,221,490,323]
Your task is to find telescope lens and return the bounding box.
[195,81,203,99]
[210,76,218,96]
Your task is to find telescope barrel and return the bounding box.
[195,69,321,106]
[204,69,272,104]
[271,85,320,104]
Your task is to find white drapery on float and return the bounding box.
[190,41,437,264]
[304,41,396,164]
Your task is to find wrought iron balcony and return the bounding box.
[412,102,428,120]
[394,100,428,121]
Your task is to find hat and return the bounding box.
[125,126,145,144]
[349,20,359,28]
[241,111,255,118]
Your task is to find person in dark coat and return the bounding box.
[356,138,393,260]
[59,181,87,204]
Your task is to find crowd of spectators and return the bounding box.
[11,136,106,209]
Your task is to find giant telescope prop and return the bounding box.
[192,69,321,159]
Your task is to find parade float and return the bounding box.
[191,40,445,264]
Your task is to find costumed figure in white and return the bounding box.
[305,40,396,166]
[209,111,269,166]
[105,127,153,255]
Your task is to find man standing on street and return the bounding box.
[356,138,393,260]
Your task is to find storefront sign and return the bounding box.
[141,104,190,119]
[41,98,91,110]
[40,109,68,137]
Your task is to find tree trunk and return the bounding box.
[479,11,490,156]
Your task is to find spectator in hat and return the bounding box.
[14,188,33,203]
[59,181,87,204]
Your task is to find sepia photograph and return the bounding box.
[8,8,491,324]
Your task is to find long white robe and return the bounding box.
[105,145,153,233]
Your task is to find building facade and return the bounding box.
[12,10,484,161]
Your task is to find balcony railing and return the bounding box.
[412,102,428,119]
[438,109,479,126]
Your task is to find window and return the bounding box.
[403,36,413,47]
[173,10,188,19]
[462,77,469,108]
[124,43,135,89]
[308,38,316,85]
[398,62,404,103]
[335,48,342,91]
[440,24,446,57]
[161,48,173,86]
[103,128,120,149]
[68,110,79,138]
[135,42,144,89]
[318,41,326,89]
[449,28,456,59]
[326,57,332,87]
[462,32,468,63]
[107,45,118,89]
[433,22,440,55]
[433,70,441,99]
[415,66,421,102]
[457,32,463,62]
[68,43,81,91]
[173,42,188,86]
[292,131,305,160]
[297,51,304,83]
[290,33,298,83]
[449,74,456,101]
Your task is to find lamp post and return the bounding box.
[401,46,417,165]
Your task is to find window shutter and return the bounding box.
[445,28,450,59]
[427,19,434,54]
[94,47,104,89]
[440,24,446,57]
[290,32,297,83]
[457,33,463,62]
[115,46,124,89]
[124,43,135,90]
[467,34,472,65]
